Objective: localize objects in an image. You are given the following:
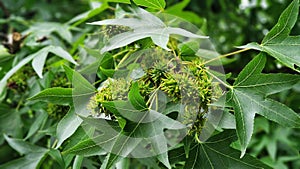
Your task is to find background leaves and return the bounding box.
[0,0,300,168]
[227,53,300,157]
[240,0,300,72]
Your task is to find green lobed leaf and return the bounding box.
[28,87,73,105]
[234,53,266,86]
[184,130,272,169]
[239,0,300,71]
[262,0,299,44]
[227,46,300,157]
[106,0,130,4]
[229,75,300,157]
[115,158,130,169]
[88,7,208,53]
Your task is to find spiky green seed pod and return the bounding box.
[88,52,215,141]
[88,78,131,117]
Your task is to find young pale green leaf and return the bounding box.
[88,7,208,53]
[31,48,48,79]
[49,46,78,65]
[32,46,78,78]
[184,130,272,169]
[239,0,300,71]
[56,107,83,149]
[28,87,73,105]
[24,22,73,44]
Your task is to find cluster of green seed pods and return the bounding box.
[88,53,213,138]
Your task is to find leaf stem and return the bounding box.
[202,48,250,66]
[51,139,58,149]
[206,70,233,89]
[115,48,137,70]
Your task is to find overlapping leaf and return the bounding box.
[88,7,208,53]
[184,130,272,169]
[240,0,300,71]
[67,83,185,169]
[0,45,77,94]
[24,22,73,44]
[227,53,300,157]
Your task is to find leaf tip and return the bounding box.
[240,148,246,158]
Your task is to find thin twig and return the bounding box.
[202,48,250,66]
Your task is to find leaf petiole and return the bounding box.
[202,48,250,66]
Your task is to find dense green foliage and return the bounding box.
[1,0,300,168]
